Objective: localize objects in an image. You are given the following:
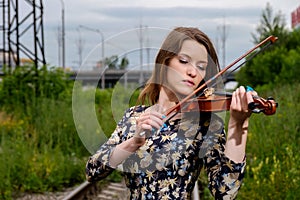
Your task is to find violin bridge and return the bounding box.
[204,87,215,98]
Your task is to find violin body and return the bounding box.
[180,92,232,113]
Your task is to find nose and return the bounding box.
[186,63,197,77]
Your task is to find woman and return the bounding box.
[86,27,254,199]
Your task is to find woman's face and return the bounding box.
[165,39,208,97]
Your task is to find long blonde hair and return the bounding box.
[137,27,220,105]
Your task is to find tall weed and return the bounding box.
[237,83,300,199]
[197,83,299,199]
[0,65,88,199]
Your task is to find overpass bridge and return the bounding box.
[0,69,236,89]
[69,69,236,89]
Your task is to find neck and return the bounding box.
[157,87,177,110]
[157,87,185,120]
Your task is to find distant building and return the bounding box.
[0,51,16,72]
[291,5,300,29]
[0,50,35,73]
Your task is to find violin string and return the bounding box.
[163,40,274,123]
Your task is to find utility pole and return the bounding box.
[217,17,229,69]
[146,26,150,72]
[138,24,144,85]
[60,0,65,69]
[56,26,62,67]
[76,28,85,67]
[78,25,105,67]
[78,25,105,89]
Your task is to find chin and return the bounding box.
[176,88,195,98]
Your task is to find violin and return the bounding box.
[175,90,278,115]
[165,35,279,117]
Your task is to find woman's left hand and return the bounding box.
[225,86,257,162]
[230,86,257,125]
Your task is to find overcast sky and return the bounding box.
[41,0,300,70]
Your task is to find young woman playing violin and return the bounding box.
[86,27,258,199]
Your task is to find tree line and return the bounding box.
[236,2,300,88]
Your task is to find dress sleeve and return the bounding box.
[203,118,246,199]
[85,107,133,182]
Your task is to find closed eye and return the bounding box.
[179,59,188,64]
[197,63,206,71]
[177,54,207,71]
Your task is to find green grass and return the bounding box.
[237,84,300,199]
[197,83,300,199]
[0,99,88,199]
[0,65,298,199]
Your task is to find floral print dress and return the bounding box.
[86,105,245,200]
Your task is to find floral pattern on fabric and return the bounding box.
[86,105,245,199]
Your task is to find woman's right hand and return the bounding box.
[110,105,166,167]
[133,105,166,147]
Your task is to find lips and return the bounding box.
[182,80,195,87]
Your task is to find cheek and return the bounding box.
[166,62,182,81]
[166,68,178,84]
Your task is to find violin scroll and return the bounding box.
[248,96,278,115]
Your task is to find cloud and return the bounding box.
[90,6,260,20]
[42,0,299,67]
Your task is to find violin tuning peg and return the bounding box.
[248,102,263,114]
[252,108,263,114]
[248,102,258,110]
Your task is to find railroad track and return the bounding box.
[16,179,199,199]
[62,180,201,200]
[63,180,128,200]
